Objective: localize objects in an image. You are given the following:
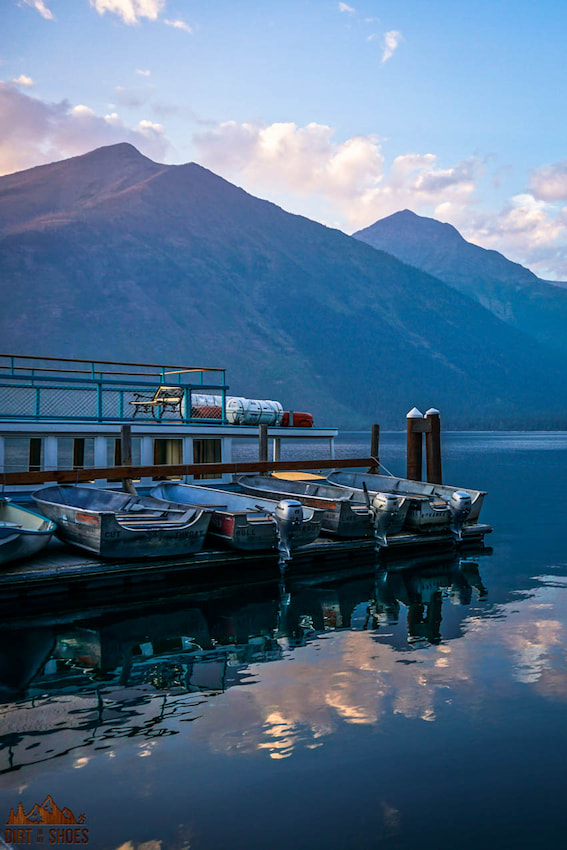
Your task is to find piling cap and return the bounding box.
[425,407,440,416]
[406,407,424,419]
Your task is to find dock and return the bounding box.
[0,354,493,608]
[0,522,491,612]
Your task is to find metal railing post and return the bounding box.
[96,381,103,421]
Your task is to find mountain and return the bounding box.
[354,209,567,353]
[1,144,567,428]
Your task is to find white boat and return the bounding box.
[0,498,56,565]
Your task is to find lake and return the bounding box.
[1,431,567,850]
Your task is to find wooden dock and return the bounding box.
[0,411,492,610]
[0,523,491,609]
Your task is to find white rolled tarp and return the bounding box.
[190,394,284,425]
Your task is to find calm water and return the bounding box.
[1,432,567,850]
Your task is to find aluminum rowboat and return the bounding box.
[150,482,323,553]
[33,485,211,559]
[326,471,483,535]
[0,498,56,565]
[236,474,409,541]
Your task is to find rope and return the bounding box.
[378,459,397,478]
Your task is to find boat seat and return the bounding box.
[130,386,185,419]
[115,511,166,519]
[117,518,192,527]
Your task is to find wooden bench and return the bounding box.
[130,386,185,419]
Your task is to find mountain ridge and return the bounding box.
[354,209,567,351]
[1,144,567,428]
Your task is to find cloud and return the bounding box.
[11,75,34,87]
[89,0,165,25]
[150,101,179,117]
[163,18,193,33]
[338,2,355,12]
[136,118,165,141]
[193,119,480,230]
[382,30,402,63]
[71,104,96,118]
[21,0,54,20]
[440,193,567,279]
[529,161,567,202]
[194,121,383,217]
[136,69,151,77]
[114,85,154,108]
[0,81,170,176]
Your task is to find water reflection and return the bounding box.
[0,554,489,777]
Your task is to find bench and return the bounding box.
[130,386,185,419]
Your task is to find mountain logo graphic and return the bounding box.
[6,796,86,826]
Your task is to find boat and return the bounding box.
[236,474,410,543]
[1,354,492,560]
[0,498,56,565]
[150,481,323,556]
[32,485,211,559]
[326,471,483,537]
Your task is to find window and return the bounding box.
[107,437,141,482]
[57,438,94,470]
[3,438,43,473]
[153,438,183,480]
[193,438,221,480]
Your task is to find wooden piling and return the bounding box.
[121,424,132,465]
[258,424,268,462]
[120,425,137,495]
[406,408,424,481]
[368,424,380,473]
[425,408,442,484]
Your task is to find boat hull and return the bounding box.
[150,482,322,552]
[236,474,402,538]
[0,499,56,566]
[327,472,485,530]
[33,486,211,559]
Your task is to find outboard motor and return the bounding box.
[274,500,304,561]
[371,492,402,547]
[449,490,472,540]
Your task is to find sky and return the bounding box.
[3,0,567,279]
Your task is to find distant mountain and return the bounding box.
[1,144,567,428]
[355,210,567,353]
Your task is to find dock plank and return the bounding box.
[0,523,492,597]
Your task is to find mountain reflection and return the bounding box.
[0,554,492,776]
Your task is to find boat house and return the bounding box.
[0,354,337,496]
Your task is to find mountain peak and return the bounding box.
[391,208,419,219]
[353,205,567,355]
[75,142,156,165]
[0,142,166,234]
[356,209,465,246]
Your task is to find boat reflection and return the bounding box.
[374,558,488,646]
[0,553,488,776]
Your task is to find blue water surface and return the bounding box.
[1,432,567,850]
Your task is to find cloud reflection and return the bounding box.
[196,578,567,761]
